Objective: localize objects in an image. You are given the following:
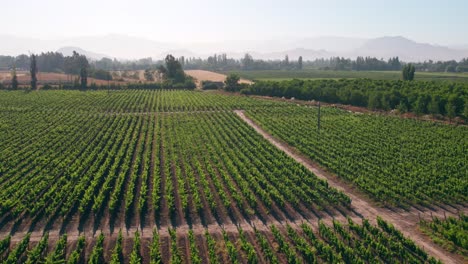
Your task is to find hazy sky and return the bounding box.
[3,0,468,45]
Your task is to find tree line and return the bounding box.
[180,54,468,73]
[2,51,468,73]
[183,53,305,71]
[239,78,468,119]
[414,58,468,73]
[5,51,91,90]
[2,53,195,90]
[0,51,111,84]
[316,56,402,71]
[0,53,162,73]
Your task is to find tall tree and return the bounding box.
[298,56,303,70]
[179,56,185,67]
[73,51,89,89]
[402,64,408,80]
[11,65,18,90]
[402,64,415,81]
[409,64,415,80]
[284,55,289,66]
[165,55,181,79]
[241,53,254,70]
[30,54,38,89]
[160,54,186,83]
[80,67,87,89]
[63,51,89,86]
[224,74,241,92]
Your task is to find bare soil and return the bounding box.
[185,70,252,88]
[0,71,126,86]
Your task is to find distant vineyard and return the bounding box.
[0,218,440,263]
[246,105,468,207]
[0,90,282,113]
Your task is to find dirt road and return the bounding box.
[234,110,467,264]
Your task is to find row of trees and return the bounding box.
[183,55,468,73]
[93,57,159,71]
[238,78,468,119]
[6,54,40,90]
[413,58,468,73]
[1,52,110,84]
[0,53,158,72]
[318,56,402,71]
[184,53,304,71]
[7,51,90,90]
[183,55,404,72]
[3,53,197,90]
[2,51,468,73]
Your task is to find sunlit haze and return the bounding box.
[3,0,468,44]
[1,0,468,60]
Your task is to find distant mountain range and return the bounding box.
[57,46,109,60]
[1,34,467,62]
[353,36,468,62]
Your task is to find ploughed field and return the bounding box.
[0,90,465,263]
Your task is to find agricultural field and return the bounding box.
[227,70,468,82]
[0,218,441,263]
[106,70,251,87]
[0,90,466,263]
[420,214,467,257]
[185,70,252,88]
[245,105,468,207]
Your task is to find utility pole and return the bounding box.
[317,101,321,132]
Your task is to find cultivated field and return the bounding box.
[245,106,468,207]
[107,70,253,86]
[226,70,468,82]
[419,214,467,258]
[0,90,466,263]
[185,70,252,88]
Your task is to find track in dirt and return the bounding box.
[234,109,468,264]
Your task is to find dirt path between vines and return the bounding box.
[234,110,467,264]
[2,110,466,263]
